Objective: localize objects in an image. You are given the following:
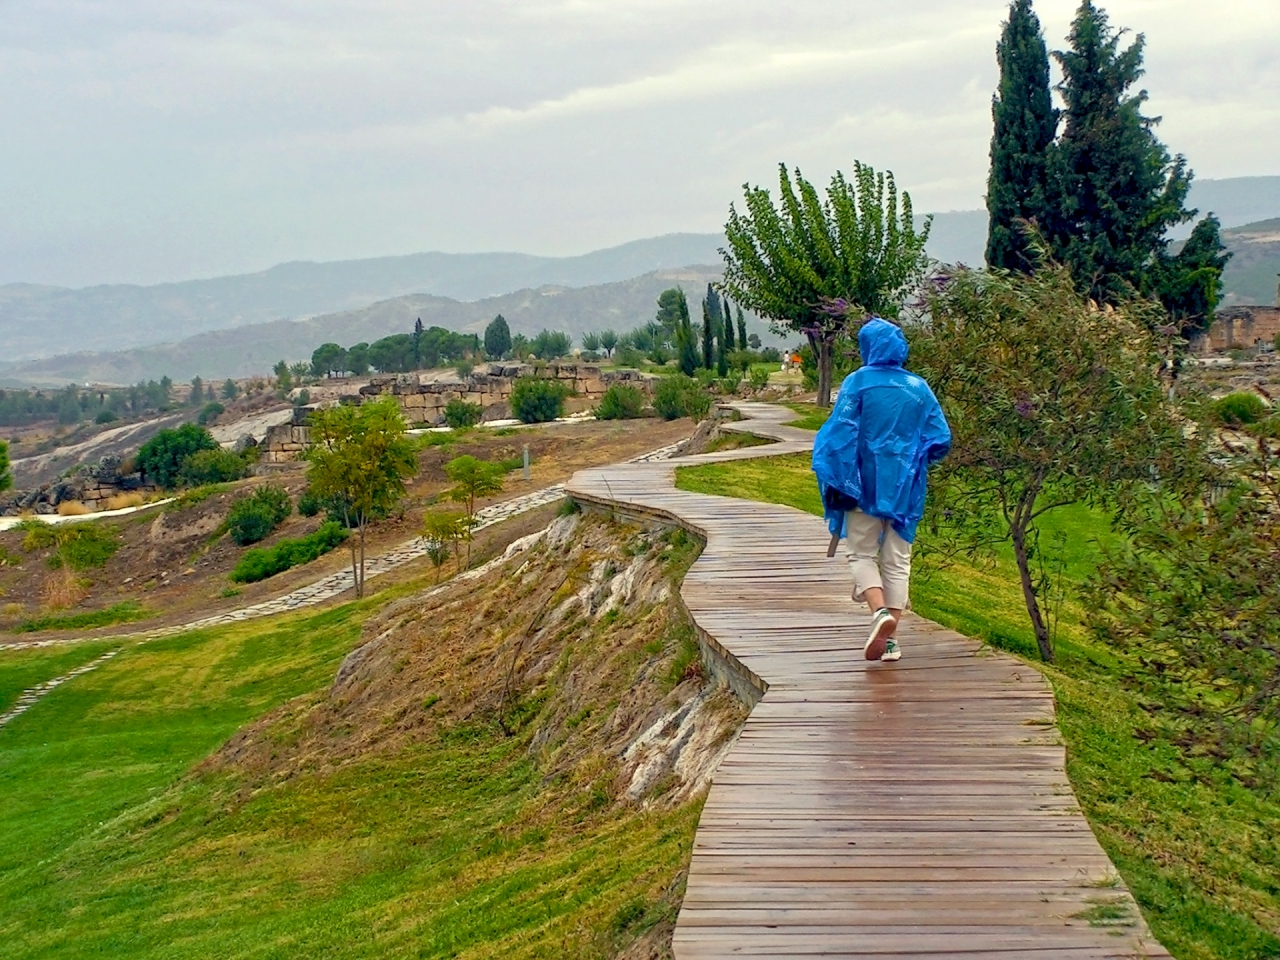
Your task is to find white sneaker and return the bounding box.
[881,638,902,662]
[864,608,895,661]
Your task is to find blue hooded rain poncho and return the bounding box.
[811,318,951,544]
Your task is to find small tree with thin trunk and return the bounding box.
[445,454,505,566]
[721,162,930,407]
[599,330,618,358]
[911,259,1194,662]
[305,398,417,598]
[0,439,11,493]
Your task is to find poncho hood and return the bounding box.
[858,317,908,367]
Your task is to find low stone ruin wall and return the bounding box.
[259,364,650,464]
[1,455,158,516]
[363,363,650,426]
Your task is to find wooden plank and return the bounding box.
[565,402,1170,959]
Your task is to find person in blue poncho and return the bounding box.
[812,317,951,662]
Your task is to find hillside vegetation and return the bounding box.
[0,512,745,958]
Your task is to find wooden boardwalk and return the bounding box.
[566,403,1168,959]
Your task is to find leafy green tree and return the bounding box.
[311,342,346,378]
[189,376,204,406]
[1047,1,1194,305]
[221,378,239,400]
[484,314,512,359]
[422,509,468,579]
[273,360,292,392]
[721,162,930,406]
[445,455,505,519]
[0,439,11,493]
[368,334,415,373]
[289,361,310,385]
[581,331,601,353]
[655,288,685,337]
[652,374,711,421]
[986,0,1058,271]
[599,329,618,358]
[530,329,572,360]
[137,424,220,488]
[305,397,417,598]
[346,342,371,376]
[911,262,1195,663]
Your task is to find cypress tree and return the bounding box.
[677,291,698,376]
[736,306,747,352]
[986,0,1058,271]
[1049,0,1193,305]
[701,298,714,370]
[722,296,736,352]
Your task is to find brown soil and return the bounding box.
[0,417,696,638]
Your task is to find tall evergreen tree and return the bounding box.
[1048,1,1193,305]
[701,298,714,370]
[675,291,698,376]
[484,314,512,359]
[722,296,737,352]
[413,318,425,369]
[986,0,1058,270]
[736,306,748,352]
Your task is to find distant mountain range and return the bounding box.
[1,176,1276,386]
[4,266,769,385]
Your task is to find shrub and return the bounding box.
[137,424,219,488]
[297,489,323,517]
[1213,391,1267,426]
[21,521,120,570]
[230,521,349,583]
[293,390,311,407]
[56,501,92,516]
[197,402,225,425]
[179,447,248,486]
[652,374,712,421]
[595,384,646,420]
[94,409,119,425]
[455,360,475,380]
[444,398,483,429]
[226,485,292,546]
[511,378,572,423]
[749,366,771,390]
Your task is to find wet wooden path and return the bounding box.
[567,402,1168,959]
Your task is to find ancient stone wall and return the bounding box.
[1191,305,1280,355]
[260,364,652,463]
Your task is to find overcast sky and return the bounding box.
[2,0,1276,287]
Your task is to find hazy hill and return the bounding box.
[0,234,728,365]
[1221,217,1280,307]
[4,266,781,384]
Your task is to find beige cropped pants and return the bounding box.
[845,509,913,611]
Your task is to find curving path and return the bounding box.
[567,402,1169,959]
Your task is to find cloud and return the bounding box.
[0,0,1274,286]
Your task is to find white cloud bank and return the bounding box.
[0,0,1275,285]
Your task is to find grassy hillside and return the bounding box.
[0,513,741,958]
[675,451,1280,960]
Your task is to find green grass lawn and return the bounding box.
[676,451,1280,960]
[0,532,707,958]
